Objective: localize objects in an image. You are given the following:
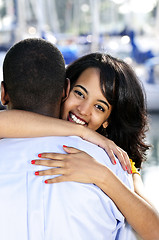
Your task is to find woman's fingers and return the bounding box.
[100,139,129,172]
[31,159,64,168]
[45,176,68,184]
[115,147,132,174]
[104,148,117,165]
[38,152,66,160]
[35,166,65,176]
[37,146,81,160]
[104,141,132,174]
[122,150,132,174]
[103,143,127,170]
[32,146,84,177]
[63,145,81,154]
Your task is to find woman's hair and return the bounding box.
[66,53,150,168]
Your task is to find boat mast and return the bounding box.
[90,0,100,52]
[14,0,26,41]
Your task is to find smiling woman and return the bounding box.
[64,53,150,169]
[61,67,112,130]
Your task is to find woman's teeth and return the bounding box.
[70,113,86,125]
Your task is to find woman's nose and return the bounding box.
[77,101,91,116]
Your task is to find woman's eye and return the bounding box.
[74,90,84,98]
[95,104,105,112]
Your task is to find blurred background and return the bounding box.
[0,0,159,238]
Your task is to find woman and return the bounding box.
[1,53,159,239]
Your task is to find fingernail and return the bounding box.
[38,154,42,157]
[31,160,35,164]
[114,160,116,164]
[125,166,128,170]
[63,145,67,148]
[130,170,132,174]
[35,172,39,175]
[45,180,48,184]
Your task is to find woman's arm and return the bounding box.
[32,146,159,240]
[133,173,155,208]
[0,110,82,138]
[0,109,131,172]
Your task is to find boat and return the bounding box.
[140,57,159,111]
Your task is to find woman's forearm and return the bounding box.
[0,110,83,138]
[0,110,132,171]
[95,165,159,240]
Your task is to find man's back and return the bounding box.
[0,136,133,240]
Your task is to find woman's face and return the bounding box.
[61,68,112,131]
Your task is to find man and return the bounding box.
[0,38,133,239]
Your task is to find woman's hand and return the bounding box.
[32,146,108,184]
[80,127,132,174]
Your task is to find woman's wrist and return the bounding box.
[72,124,86,139]
[93,164,110,186]
[93,164,123,198]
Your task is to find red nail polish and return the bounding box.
[114,160,116,164]
[125,166,128,170]
[130,170,132,174]
[45,180,48,184]
[38,154,42,157]
[35,172,39,175]
[31,160,35,164]
[63,145,67,148]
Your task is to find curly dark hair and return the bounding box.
[66,53,150,168]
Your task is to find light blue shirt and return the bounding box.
[0,136,135,239]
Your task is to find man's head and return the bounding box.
[1,38,66,117]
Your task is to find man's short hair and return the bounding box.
[3,38,65,113]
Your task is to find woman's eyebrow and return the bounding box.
[75,84,110,109]
[75,85,88,94]
[98,100,110,109]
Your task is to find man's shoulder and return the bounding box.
[0,136,78,144]
[0,136,84,154]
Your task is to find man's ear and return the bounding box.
[1,81,10,105]
[102,120,109,129]
[62,78,70,103]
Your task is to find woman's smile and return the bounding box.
[68,112,88,126]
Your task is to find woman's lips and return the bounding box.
[68,112,87,126]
